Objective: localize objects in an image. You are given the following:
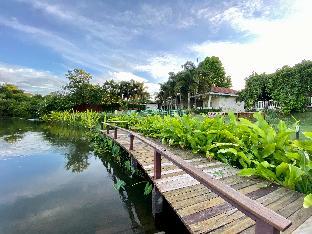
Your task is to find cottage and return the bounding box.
[190,86,245,112]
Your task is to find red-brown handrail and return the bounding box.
[103,122,292,234]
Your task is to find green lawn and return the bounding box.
[287,111,312,132]
[265,110,312,139]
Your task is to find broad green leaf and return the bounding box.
[303,132,312,139]
[276,162,289,177]
[261,161,274,168]
[218,148,237,155]
[262,144,276,158]
[285,152,300,161]
[144,182,153,195]
[303,194,312,208]
[239,168,256,176]
[113,178,126,191]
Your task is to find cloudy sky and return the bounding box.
[0,0,311,95]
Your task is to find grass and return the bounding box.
[264,110,312,139]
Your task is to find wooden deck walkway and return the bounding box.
[102,126,312,234]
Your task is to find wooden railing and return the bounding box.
[103,122,292,234]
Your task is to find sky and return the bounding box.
[0,0,311,96]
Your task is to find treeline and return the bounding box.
[157,56,232,107]
[0,84,43,118]
[0,69,150,118]
[239,60,312,113]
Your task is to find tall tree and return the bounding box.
[65,69,93,106]
[196,56,231,93]
[238,73,271,109]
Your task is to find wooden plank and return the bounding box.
[102,127,309,234]
[192,188,291,234]
[212,190,299,234]
[178,182,272,217]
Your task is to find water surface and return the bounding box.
[0,118,162,234]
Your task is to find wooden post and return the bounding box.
[106,125,110,134]
[255,219,279,234]
[129,134,134,150]
[154,149,161,179]
[152,186,163,216]
[296,125,300,140]
[114,127,117,139]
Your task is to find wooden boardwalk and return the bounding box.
[103,127,312,234]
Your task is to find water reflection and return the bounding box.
[0,118,164,233]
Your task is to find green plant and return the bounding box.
[110,112,311,205]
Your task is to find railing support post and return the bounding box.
[129,134,134,150]
[154,150,161,179]
[106,125,110,134]
[152,186,163,217]
[255,220,279,234]
[114,127,117,139]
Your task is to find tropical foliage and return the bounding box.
[43,110,312,207]
[0,84,43,118]
[0,68,150,118]
[41,110,101,129]
[110,112,312,205]
[239,60,312,113]
[157,56,232,107]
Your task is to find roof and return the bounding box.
[211,86,238,95]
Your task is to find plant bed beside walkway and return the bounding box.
[102,124,312,234]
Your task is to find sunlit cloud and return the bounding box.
[190,0,312,90]
[135,54,188,83]
[0,63,64,94]
[0,0,311,95]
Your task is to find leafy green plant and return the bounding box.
[111,112,311,204]
[304,194,312,208]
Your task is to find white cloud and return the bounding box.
[95,71,160,99]
[190,0,312,90]
[145,82,160,97]
[135,54,187,83]
[108,71,147,83]
[0,63,64,94]
[19,0,136,42]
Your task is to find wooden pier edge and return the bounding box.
[103,122,293,234]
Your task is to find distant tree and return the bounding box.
[268,61,312,113]
[64,69,93,106]
[0,84,42,118]
[196,56,231,93]
[238,73,271,109]
[239,60,312,113]
[156,56,232,107]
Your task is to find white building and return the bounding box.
[191,87,245,112]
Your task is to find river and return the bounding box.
[0,118,167,234]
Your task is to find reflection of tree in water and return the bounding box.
[96,138,188,234]
[3,133,25,143]
[0,118,41,143]
[97,148,158,233]
[40,124,92,173]
[65,146,90,173]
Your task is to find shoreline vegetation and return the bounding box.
[1,59,312,209]
[41,110,312,208]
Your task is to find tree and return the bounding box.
[239,60,312,113]
[196,56,231,93]
[0,84,43,118]
[156,57,232,107]
[238,73,271,109]
[268,61,312,113]
[65,69,93,106]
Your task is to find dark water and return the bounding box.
[0,118,166,234]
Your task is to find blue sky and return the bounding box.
[0,0,311,95]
